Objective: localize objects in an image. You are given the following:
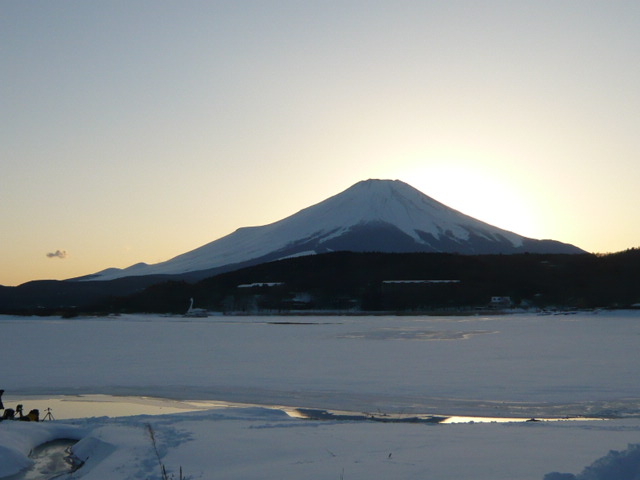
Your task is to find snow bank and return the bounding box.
[544,444,640,480]
[0,421,84,477]
[69,424,159,479]
[2,410,640,480]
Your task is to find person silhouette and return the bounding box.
[0,389,4,410]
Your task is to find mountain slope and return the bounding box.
[81,179,584,281]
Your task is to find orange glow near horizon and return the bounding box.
[2,2,639,286]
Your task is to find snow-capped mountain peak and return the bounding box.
[82,179,583,281]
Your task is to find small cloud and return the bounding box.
[46,250,68,259]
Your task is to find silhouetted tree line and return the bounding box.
[2,249,640,315]
[102,249,640,314]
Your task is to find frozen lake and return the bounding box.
[2,311,640,480]
[2,311,639,418]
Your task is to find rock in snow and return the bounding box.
[84,179,584,281]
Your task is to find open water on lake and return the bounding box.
[3,439,78,480]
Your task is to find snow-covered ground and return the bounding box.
[1,311,639,479]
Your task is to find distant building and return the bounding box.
[490,296,513,308]
[237,282,284,289]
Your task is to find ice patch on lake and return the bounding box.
[337,327,496,340]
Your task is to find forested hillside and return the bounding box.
[104,249,640,314]
[3,249,639,316]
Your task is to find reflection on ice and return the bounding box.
[5,395,607,424]
[4,395,222,420]
[441,415,603,424]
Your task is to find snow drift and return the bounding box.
[544,444,640,480]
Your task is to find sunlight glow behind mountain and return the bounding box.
[2,2,639,285]
[397,164,541,240]
[83,179,582,282]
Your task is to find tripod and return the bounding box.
[42,407,55,421]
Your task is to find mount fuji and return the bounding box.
[81,179,584,282]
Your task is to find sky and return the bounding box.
[2,1,639,286]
